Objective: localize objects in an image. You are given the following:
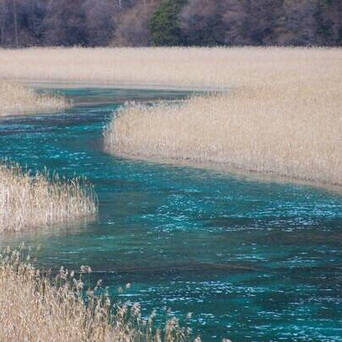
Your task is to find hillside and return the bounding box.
[0,0,341,48]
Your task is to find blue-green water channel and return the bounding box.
[1,88,342,342]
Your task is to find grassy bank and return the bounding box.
[0,47,340,89]
[0,163,97,232]
[1,47,341,186]
[0,81,69,116]
[104,80,342,186]
[0,248,192,342]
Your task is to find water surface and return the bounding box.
[0,88,342,342]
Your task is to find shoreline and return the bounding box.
[0,80,70,117]
[111,150,342,194]
[3,78,340,194]
[20,79,229,93]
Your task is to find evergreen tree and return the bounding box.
[150,0,187,46]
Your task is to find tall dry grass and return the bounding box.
[104,80,342,186]
[0,47,340,90]
[0,248,193,342]
[0,81,69,116]
[0,163,97,232]
[1,47,341,185]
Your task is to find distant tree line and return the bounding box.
[0,0,341,48]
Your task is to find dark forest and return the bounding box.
[0,0,341,47]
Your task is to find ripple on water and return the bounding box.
[0,88,342,342]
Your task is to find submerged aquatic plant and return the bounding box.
[0,163,97,232]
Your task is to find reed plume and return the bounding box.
[0,163,97,232]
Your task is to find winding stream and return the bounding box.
[1,88,342,342]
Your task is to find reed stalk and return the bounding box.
[0,163,97,232]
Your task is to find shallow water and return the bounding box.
[1,88,342,342]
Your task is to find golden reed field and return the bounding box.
[0,47,339,341]
[105,82,342,187]
[0,47,340,89]
[0,81,69,116]
[1,47,342,186]
[0,248,191,342]
[0,163,97,232]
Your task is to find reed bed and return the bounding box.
[0,248,193,342]
[0,47,340,90]
[0,81,69,116]
[105,79,342,186]
[0,163,97,232]
[1,47,341,185]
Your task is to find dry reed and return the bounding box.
[104,80,342,186]
[0,163,97,232]
[0,47,340,90]
[0,81,69,116]
[1,47,341,185]
[0,248,194,342]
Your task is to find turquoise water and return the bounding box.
[1,88,342,342]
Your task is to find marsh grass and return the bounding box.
[105,81,342,186]
[0,81,69,116]
[0,247,194,342]
[0,47,340,90]
[1,47,341,186]
[0,163,97,232]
